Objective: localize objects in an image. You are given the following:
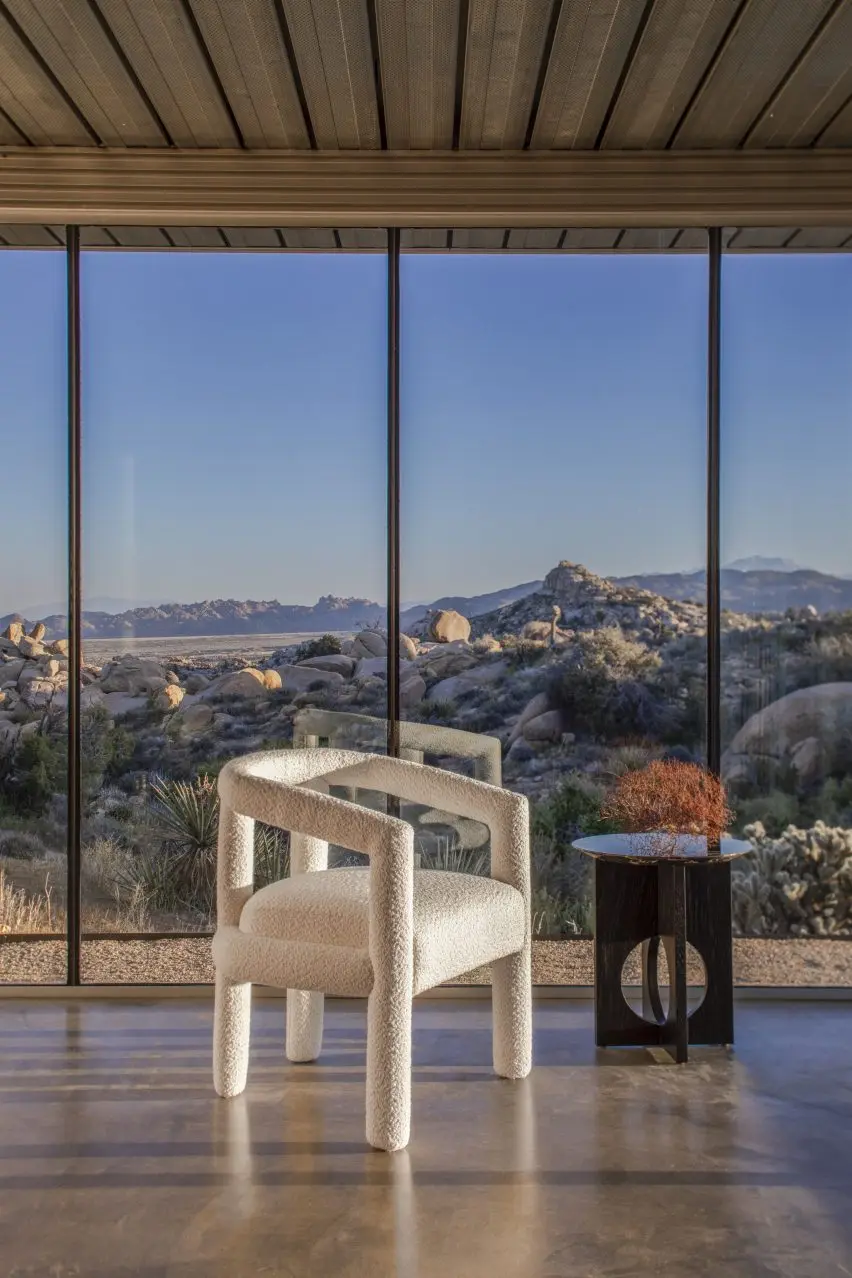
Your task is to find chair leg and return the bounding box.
[286,989,324,1062]
[492,947,532,1080]
[213,973,252,1097]
[366,987,412,1152]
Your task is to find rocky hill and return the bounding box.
[0,595,386,641]
[468,561,709,644]
[614,568,852,615]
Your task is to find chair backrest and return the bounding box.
[216,748,529,927]
[292,707,502,785]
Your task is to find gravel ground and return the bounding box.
[2,937,851,987]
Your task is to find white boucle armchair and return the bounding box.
[212,748,532,1152]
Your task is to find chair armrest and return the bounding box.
[322,756,530,904]
[216,758,416,982]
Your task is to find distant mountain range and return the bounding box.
[724,556,806,573]
[18,595,174,617]
[0,596,386,641]
[614,568,852,614]
[6,564,852,642]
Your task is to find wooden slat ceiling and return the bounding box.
[1,0,852,250]
[3,224,850,252]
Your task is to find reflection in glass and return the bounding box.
[400,238,708,981]
[0,251,67,983]
[79,243,386,980]
[721,244,852,983]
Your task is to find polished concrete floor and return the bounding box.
[0,999,850,1278]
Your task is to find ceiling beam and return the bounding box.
[1,148,852,227]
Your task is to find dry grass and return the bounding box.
[0,867,58,933]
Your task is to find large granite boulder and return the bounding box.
[298,654,357,677]
[100,655,168,696]
[508,692,550,745]
[429,610,471,644]
[204,668,268,699]
[17,636,48,659]
[399,672,427,707]
[274,665,345,695]
[522,710,564,744]
[426,660,509,704]
[0,659,26,686]
[399,633,418,660]
[155,684,185,712]
[352,630,387,659]
[19,678,57,710]
[175,701,215,733]
[723,683,852,786]
[415,643,478,680]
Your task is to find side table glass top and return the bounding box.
[572,833,752,864]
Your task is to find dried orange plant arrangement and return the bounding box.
[601,760,734,856]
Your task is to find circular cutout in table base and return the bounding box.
[621,938,707,1024]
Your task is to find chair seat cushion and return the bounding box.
[239,867,526,993]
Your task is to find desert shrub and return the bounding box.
[529,834,593,937]
[2,734,62,816]
[82,706,134,795]
[0,829,50,860]
[547,629,674,741]
[531,887,592,938]
[533,773,612,846]
[294,634,342,663]
[192,758,225,779]
[812,775,852,826]
[732,789,799,837]
[502,636,548,668]
[256,737,292,754]
[602,760,733,842]
[419,698,457,723]
[82,835,130,895]
[603,744,659,777]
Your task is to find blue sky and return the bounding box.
[1,244,850,615]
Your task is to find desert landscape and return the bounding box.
[2,559,851,985]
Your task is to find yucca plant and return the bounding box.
[148,774,220,917]
[417,833,489,877]
[140,774,292,922]
[255,822,290,887]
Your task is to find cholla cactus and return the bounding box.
[732,821,852,936]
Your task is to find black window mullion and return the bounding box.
[387,228,401,758]
[706,226,722,781]
[66,226,82,985]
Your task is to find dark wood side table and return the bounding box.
[573,834,752,1063]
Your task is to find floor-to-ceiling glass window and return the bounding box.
[722,231,852,986]
[400,230,708,984]
[0,248,67,984]
[79,232,387,983]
